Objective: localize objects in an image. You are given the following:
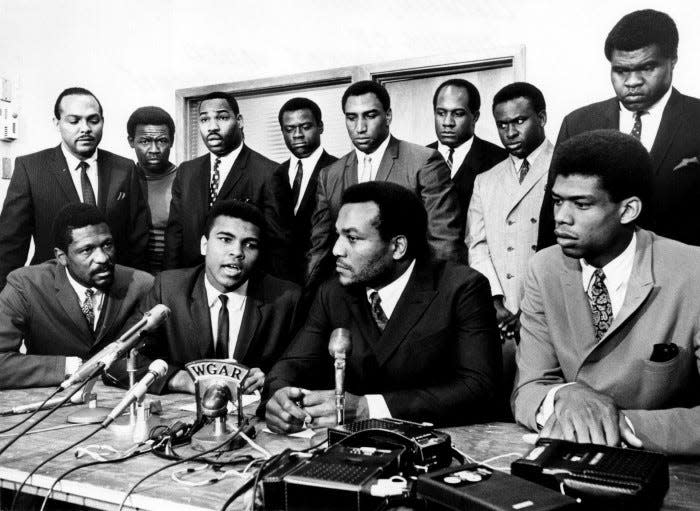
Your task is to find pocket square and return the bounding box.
[673,156,700,171]
[116,191,126,200]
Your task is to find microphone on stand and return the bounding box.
[328,328,352,425]
[61,304,170,389]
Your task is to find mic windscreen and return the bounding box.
[148,359,169,378]
[328,328,352,358]
[144,304,171,330]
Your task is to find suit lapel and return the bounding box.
[54,265,94,346]
[344,151,359,187]
[297,151,330,216]
[233,275,263,362]
[50,146,81,203]
[190,272,215,358]
[347,290,381,352]
[216,145,247,200]
[559,256,598,361]
[506,140,553,214]
[94,267,128,344]
[374,136,399,182]
[650,88,682,174]
[96,151,111,213]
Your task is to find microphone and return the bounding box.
[61,304,170,389]
[328,328,352,425]
[101,359,168,427]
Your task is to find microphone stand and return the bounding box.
[335,356,346,426]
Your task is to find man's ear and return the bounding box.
[127,136,135,149]
[200,235,208,256]
[620,196,642,225]
[391,235,408,260]
[385,108,393,127]
[55,247,68,266]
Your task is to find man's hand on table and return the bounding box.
[539,382,642,448]
[240,367,264,394]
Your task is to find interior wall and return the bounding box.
[1,0,698,190]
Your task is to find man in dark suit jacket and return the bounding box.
[164,91,293,280]
[428,78,507,214]
[273,97,338,283]
[0,87,149,290]
[265,182,500,432]
[0,204,153,389]
[117,200,301,394]
[307,81,466,286]
[538,9,700,248]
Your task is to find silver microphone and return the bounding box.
[61,304,170,389]
[101,359,168,427]
[328,328,352,425]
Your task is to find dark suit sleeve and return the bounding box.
[383,272,501,425]
[125,164,150,271]
[163,170,184,270]
[0,272,66,388]
[0,158,34,290]
[261,169,296,281]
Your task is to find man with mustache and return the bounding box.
[537,9,700,248]
[164,92,293,281]
[513,130,700,456]
[0,203,153,389]
[0,87,150,290]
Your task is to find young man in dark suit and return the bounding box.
[265,182,501,431]
[0,87,149,290]
[273,97,338,283]
[0,203,153,389]
[163,91,293,280]
[538,9,700,248]
[118,200,301,395]
[428,78,507,215]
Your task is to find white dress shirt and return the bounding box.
[508,138,547,180]
[65,267,105,329]
[61,144,98,204]
[437,137,473,179]
[204,275,248,359]
[354,135,391,183]
[211,144,244,191]
[288,145,325,214]
[618,86,672,152]
[363,260,416,418]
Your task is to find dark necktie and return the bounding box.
[81,289,95,330]
[78,161,97,206]
[630,111,645,140]
[209,157,221,208]
[446,148,454,171]
[519,159,530,184]
[369,290,389,332]
[588,269,613,341]
[291,160,303,208]
[215,295,229,359]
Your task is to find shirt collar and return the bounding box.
[580,232,637,294]
[204,273,248,310]
[354,134,391,169]
[61,143,98,171]
[619,85,673,117]
[211,143,243,171]
[289,145,324,173]
[64,266,103,302]
[365,259,416,318]
[509,138,547,172]
[438,136,473,164]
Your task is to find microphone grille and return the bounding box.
[328,328,352,357]
[149,359,169,378]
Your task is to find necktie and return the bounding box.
[519,159,530,184]
[446,148,454,171]
[78,161,97,206]
[360,155,372,182]
[369,291,389,332]
[630,111,645,140]
[215,295,229,359]
[209,157,221,207]
[291,160,303,208]
[588,269,613,341]
[81,289,95,330]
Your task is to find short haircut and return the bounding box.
[341,181,429,260]
[53,203,109,252]
[54,87,103,119]
[551,129,652,206]
[341,80,390,112]
[604,9,679,60]
[199,91,240,116]
[127,106,175,139]
[433,78,481,113]
[278,97,322,126]
[492,82,546,113]
[203,199,267,241]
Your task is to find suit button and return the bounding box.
[506,273,514,279]
[507,246,514,252]
[530,218,537,223]
[507,220,515,226]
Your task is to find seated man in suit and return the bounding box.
[118,200,302,394]
[513,130,700,455]
[538,9,700,248]
[164,91,293,280]
[265,182,501,432]
[274,97,338,283]
[0,87,149,290]
[0,203,153,389]
[307,80,466,287]
[428,78,506,215]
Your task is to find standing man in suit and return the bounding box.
[0,87,149,290]
[513,130,700,456]
[265,182,500,432]
[274,98,338,283]
[127,106,178,274]
[538,9,700,248]
[428,78,507,214]
[307,80,466,286]
[116,200,301,394]
[0,203,153,389]
[164,91,293,280]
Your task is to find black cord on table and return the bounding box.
[0,387,62,434]
[10,423,104,511]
